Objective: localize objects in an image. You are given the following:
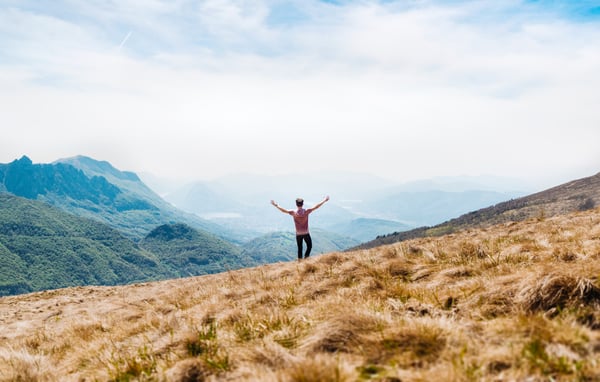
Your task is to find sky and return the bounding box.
[1,0,600,188]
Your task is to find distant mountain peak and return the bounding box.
[0,155,120,201]
[15,155,33,165]
[55,155,140,182]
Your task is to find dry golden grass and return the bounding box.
[2,208,600,381]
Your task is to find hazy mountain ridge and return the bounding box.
[162,173,525,242]
[356,171,600,249]
[55,155,141,183]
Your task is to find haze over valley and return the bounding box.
[153,170,527,241]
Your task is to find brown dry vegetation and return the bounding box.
[1,208,600,381]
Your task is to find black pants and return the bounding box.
[296,234,312,259]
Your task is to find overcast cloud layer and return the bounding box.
[1,0,599,186]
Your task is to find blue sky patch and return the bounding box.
[524,0,600,20]
[267,3,310,26]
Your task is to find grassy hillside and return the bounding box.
[139,223,256,276]
[1,207,599,381]
[0,194,176,296]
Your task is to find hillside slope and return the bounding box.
[139,223,256,276]
[1,207,599,381]
[0,194,176,296]
[357,171,600,249]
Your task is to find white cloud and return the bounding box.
[1,1,599,186]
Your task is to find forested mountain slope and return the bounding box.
[0,194,175,296]
[139,223,256,276]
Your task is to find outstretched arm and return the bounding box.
[271,200,291,214]
[308,195,330,212]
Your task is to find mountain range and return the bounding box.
[159,172,526,242]
[0,156,359,295]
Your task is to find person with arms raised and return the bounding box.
[271,196,330,261]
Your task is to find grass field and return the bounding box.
[1,208,600,381]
